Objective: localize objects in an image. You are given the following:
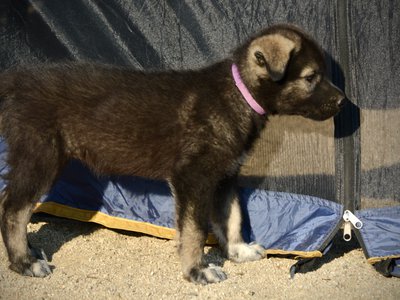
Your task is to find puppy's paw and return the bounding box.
[10,258,52,278]
[23,259,52,277]
[228,242,265,263]
[10,248,52,278]
[187,264,227,285]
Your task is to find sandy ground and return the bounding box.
[0,214,399,300]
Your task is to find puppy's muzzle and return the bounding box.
[329,81,346,110]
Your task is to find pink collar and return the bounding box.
[231,64,266,115]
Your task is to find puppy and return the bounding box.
[0,24,344,284]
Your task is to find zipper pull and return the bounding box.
[343,210,363,229]
[342,210,363,241]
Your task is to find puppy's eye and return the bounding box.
[305,73,316,83]
[254,51,266,66]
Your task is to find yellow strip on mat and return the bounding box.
[367,255,400,264]
[265,249,323,259]
[34,201,218,244]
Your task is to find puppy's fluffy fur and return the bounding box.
[0,24,344,284]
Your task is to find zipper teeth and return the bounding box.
[335,0,362,212]
[337,0,356,212]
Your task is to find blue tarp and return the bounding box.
[356,207,400,261]
[240,189,342,253]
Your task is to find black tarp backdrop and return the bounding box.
[0,0,399,211]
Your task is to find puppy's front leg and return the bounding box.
[212,178,265,263]
[171,176,227,284]
[177,214,227,284]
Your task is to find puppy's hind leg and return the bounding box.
[1,136,64,277]
[211,177,265,263]
[0,193,51,277]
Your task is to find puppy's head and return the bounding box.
[235,24,345,121]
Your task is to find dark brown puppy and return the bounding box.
[0,25,344,284]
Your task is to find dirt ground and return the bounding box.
[0,214,399,300]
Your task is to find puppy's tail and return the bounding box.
[0,68,12,89]
[0,72,12,135]
[0,71,10,100]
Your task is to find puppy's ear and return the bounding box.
[250,34,296,82]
